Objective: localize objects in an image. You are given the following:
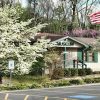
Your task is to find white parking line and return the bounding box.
[24,95,29,100]
[4,93,9,100]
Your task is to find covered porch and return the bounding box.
[50,36,93,69]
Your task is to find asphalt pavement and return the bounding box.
[0,84,100,100]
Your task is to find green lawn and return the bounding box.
[1,74,100,91]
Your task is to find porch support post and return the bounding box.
[82,50,84,69]
[64,47,67,68]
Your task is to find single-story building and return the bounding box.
[37,33,99,72]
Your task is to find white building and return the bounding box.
[37,33,99,72]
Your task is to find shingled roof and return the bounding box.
[36,33,97,45]
[73,37,96,45]
[36,33,65,41]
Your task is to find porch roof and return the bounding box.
[72,37,96,46]
[36,33,97,46]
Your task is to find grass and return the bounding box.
[1,74,100,91]
[2,75,50,85]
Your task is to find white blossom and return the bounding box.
[0,6,49,74]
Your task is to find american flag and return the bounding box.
[89,11,100,24]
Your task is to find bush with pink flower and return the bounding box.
[64,28,100,38]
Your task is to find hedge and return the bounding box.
[64,68,92,77]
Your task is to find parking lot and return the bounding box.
[0,84,100,100]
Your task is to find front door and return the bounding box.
[61,49,77,68]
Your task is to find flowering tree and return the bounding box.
[64,28,100,38]
[0,6,49,74]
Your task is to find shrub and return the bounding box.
[84,78,94,83]
[45,80,70,87]
[8,84,28,90]
[30,82,43,88]
[51,67,64,79]
[0,84,29,90]
[93,71,100,74]
[64,68,71,77]
[29,57,45,76]
[78,69,86,76]
[69,79,84,85]
[55,80,70,86]
[13,75,48,83]
[42,79,70,87]
[42,81,54,88]
[0,85,9,90]
[85,68,93,75]
[93,78,100,83]
[70,68,78,76]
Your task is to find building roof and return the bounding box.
[36,33,97,46]
[73,37,96,45]
[36,33,65,41]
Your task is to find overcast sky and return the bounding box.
[20,0,99,12]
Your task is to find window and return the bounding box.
[84,52,87,61]
[84,51,98,62]
[88,52,93,62]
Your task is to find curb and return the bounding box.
[0,83,100,93]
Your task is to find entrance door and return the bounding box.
[61,49,77,68]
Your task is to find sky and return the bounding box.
[53,0,58,5]
[19,0,58,7]
[19,0,29,7]
[19,0,100,12]
[53,0,100,12]
[18,0,58,7]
